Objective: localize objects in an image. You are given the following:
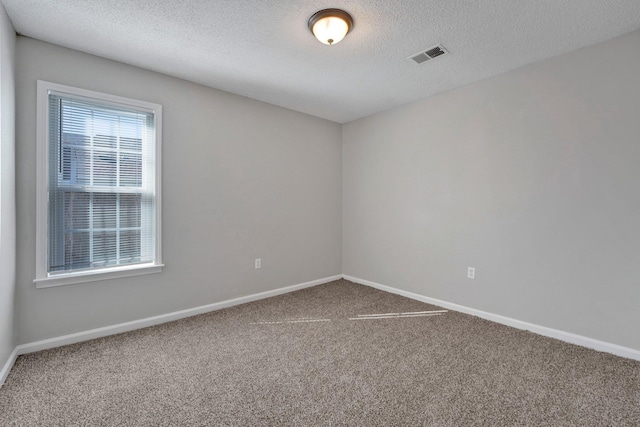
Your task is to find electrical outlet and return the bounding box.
[467,267,475,279]
[255,258,261,269]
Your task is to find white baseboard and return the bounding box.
[0,347,18,387]
[343,275,640,362]
[16,275,342,356]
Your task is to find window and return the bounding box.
[35,81,162,287]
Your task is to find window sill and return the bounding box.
[34,263,164,288]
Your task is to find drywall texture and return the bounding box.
[0,4,16,373]
[343,30,640,351]
[15,37,342,344]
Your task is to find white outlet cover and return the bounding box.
[467,267,475,279]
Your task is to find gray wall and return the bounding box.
[12,29,640,352]
[0,4,16,371]
[343,30,640,351]
[15,37,342,344]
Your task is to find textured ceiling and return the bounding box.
[3,0,640,123]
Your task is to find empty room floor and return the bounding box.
[1,279,639,426]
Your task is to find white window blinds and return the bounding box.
[47,94,157,274]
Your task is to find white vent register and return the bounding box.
[409,44,448,64]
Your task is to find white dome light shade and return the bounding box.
[308,9,353,45]
[312,16,349,45]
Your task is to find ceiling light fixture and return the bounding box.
[308,9,353,45]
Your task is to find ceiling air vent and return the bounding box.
[409,45,447,64]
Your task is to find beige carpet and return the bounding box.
[1,279,639,426]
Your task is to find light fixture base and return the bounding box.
[308,9,353,45]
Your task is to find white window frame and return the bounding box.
[35,81,163,288]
